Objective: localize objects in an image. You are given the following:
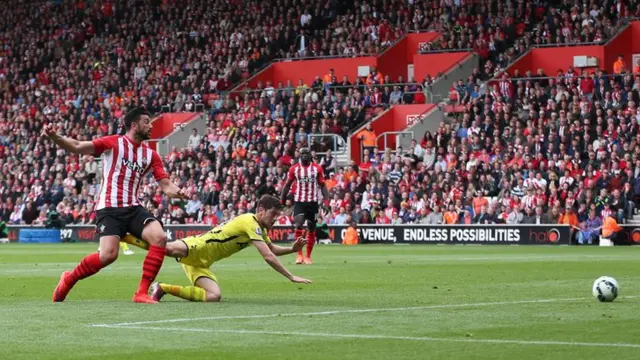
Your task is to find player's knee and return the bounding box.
[99,246,119,265]
[294,215,305,228]
[205,292,221,302]
[146,230,167,247]
[307,222,316,232]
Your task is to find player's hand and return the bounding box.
[176,188,189,199]
[290,275,312,284]
[292,236,307,252]
[41,123,58,139]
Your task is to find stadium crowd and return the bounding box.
[421,0,638,78]
[0,0,638,245]
[372,61,640,229]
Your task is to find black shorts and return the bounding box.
[293,202,319,223]
[95,206,161,240]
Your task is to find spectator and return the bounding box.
[342,221,359,245]
[578,209,603,245]
[533,206,550,225]
[390,210,403,225]
[389,86,403,105]
[188,129,202,150]
[356,123,377,157]
[332,207,349,225]
[506,206,524,224]
[479,207,498,224]
[22,202,38,225]
[443,204,459,224]
[185,194,202,218]
[319,150,337,174]
[9,206,22,225]
[602,214,623,244]
[613,55,627,75]
[366,67,384,85]
[424,206,443,224]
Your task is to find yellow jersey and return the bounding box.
[179,213,272,268]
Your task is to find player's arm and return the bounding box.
[268,236,306,256]
[280,179,293,203]
[42,124,95,155]
[253,240,311,284]
[152,152,187,199]
[316,166,330,203]
[320,183,329,202]
[281,166,296,203]
[159,178,187,199]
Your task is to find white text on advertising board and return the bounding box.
[406,115,420,126]
[343,228,396,243]
[403,228,521,242]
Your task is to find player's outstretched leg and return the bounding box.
[151,277,221,302]
[121,234,150,250]
[133,220,167,304]
[53,236,119,302]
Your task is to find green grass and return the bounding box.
[2,244,640,359]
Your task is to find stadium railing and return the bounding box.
[229,83,426,96]
[503,71,640,82]
[374,131,415,155]
[271,53,378,62]
[418,47,474,54]
[160,102,205,113]
[307,133,348,156]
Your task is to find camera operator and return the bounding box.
[45,206,65,229]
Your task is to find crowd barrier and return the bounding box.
[5,224,640,245]
[6,224,640,245]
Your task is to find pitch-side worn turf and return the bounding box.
[2,244,640,360]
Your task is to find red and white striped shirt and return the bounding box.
[522,195,536,209]
[499,80,513,99]
[93,135,168,210]
[287,162,325,203]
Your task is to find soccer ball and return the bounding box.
[592,276,619,302]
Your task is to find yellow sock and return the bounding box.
[119,242,131,252]
[121,234,150,250]
[160,283,207,302]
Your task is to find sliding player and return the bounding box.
[281,148,329,264]
[121,195,312,302]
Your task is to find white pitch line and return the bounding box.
[91,325,640,349]
[91,296,640,327]
[5,254,640,274]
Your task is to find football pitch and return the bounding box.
[2,244,640,360]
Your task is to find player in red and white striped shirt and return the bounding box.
[281,148,329,264]
[44,108,186,304]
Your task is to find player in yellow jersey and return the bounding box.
[120,195,311,302]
